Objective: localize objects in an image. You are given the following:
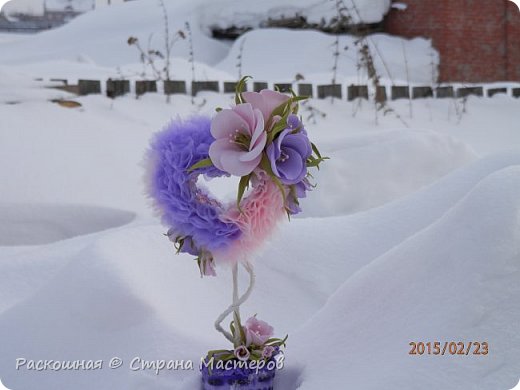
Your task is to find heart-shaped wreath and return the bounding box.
[144,77,326,369]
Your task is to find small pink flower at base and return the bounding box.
[243,316,274,347]
[262,345,275,359]
[234,345,250,361]
[209,103,266,177]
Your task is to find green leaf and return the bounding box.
[265,334,289,347]
[230,320,236,338]
[207,349,231,358]
[187,157,213,173]
[236,174,251,210]
[267,95,309,134]
[311,142,322,159]
[235,75,252,105]
[173,236,185,254]
[215,107,223,112]
[232,312,246,346]
[259,154,286,203]
[222,353,236,361]
[306,156,329,169]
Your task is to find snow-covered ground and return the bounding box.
[0,1,519,389]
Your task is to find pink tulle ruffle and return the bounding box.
[214,174,286,265]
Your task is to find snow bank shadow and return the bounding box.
[0,203,135,246]
[274,365,304,389]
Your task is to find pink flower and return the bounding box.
[234,345,250,361]
[243,316,274,347]
[262,345,275,359]
[242,90,290,122]
[209,103,266,177]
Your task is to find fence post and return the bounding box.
[376,86,387,102]
[223,81,239,93]
[191,81,220,96]
[412,86,433,99]
[78,80,101,96]
[106,79,130,98]
[347,85,368,101]
[487,88,507,97]
[274,83,292,93]
[164,80,187,95]
[136,80,157,96]
[317,84,342,99]
[253,82,268,92]
[297,83,313,97]
[436,86,454,98]
[457,87,483,98]
[391,86,410,100]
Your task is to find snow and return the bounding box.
[0,0,428,84]
[1,0,44,17]
[289,157,520,389]
[217,29,438,85]
[392,2,408,11]
[1,0,94,16]
[1,0,93,16]
[45,0,94,12]
[200,0,391,29]
[0,203,135,246]
[0,0,520,389]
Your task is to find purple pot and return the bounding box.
[200,353,282,390]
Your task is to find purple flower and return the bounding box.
[209,103,266,177]
[262,345,275,359]
[234,345,250,361]
[243,316,274,346]
[286,178,312,215]
[266,123,312,185]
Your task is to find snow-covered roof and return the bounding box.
[2,0,45,17]
[200,0,392,30]
[1,0,94,17]
[45,0,94,13]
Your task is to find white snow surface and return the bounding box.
[0,1,520,389]
[200,0,391,29]
[1,0,93,17]
[0,75,519,389]
[0,0,433,84]
[217,29,438,85]
[1,0,44,17]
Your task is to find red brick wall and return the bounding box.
[385,0,520,82]
[506,1,520,81]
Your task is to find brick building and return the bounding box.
[385,0,520,82]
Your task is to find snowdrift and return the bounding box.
[200,0,391,29]
[216,29,438,84]
[0,0,434,84]
[0,152,519,390]
[0,203,135,246]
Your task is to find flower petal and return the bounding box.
[277,147,305,184]
[266,143,281,177]
[220,151,258,176]
[239,132,266,162]
[249,108,266,149]
[211,109,248,139]
[259,89,290,118]
[233,103,256,135]
[208,138,236,172]
[242,92,269,120]
[282,133,312,158]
